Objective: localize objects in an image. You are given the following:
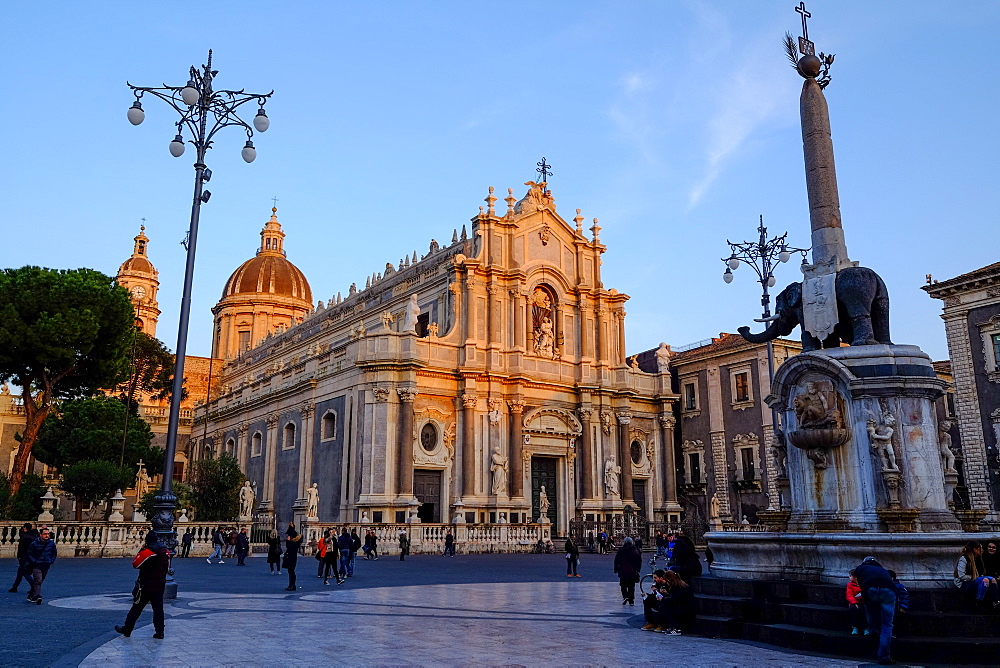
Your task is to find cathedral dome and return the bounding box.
[220,208,312,304]
[119,255,154,273]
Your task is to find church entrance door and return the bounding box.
[414,469,442,523]
[631,479,647,517]
[531,456,557,525]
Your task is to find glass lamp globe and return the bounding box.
[723,268,734,283]
[241,140,257,163]
[253,109,270,132]
[169,135,185,157]
[127,102,145,126]
[779,249,791,263]
[181,83,200,106]
[728,257,740,270]
[767,275,777,287]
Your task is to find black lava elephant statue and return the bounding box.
[738,266,891,351]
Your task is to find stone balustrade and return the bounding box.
[0,521,543,558]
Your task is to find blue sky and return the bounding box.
[2,1,997,362]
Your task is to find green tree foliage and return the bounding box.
[190,454,245,521]
[33,396,162,476]
[137,481,194,519]
[0,472,46,520]
[60,460,133,521]
[0,267,133,500]
[114,331,183,409]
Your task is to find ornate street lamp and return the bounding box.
[722,216,808,504]
[127,51,272,597]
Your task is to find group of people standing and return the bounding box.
[205,525,250,565]
[613,531,701,635]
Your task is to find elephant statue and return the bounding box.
[738,266,891,352]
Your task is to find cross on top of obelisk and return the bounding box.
[795,2,815,56]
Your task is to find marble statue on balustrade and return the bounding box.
[403,294,420,332]
[604,458,621,497]
[360,511,370,523]
[305,482,320,519]
[490,446,508,495]
[238,481,256,520]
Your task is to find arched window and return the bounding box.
[226,438,236,455]
[321,411,337,440]
[283,422,296,449]
[251,432,262,457]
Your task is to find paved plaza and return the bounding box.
[5,552,867,667]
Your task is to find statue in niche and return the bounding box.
[604,458,621,497]
[538,485,550,517]
[305,482,320,518]
[403,294,420,332]
[867,413,900,471]
[530,287,556,358]
[794,381,838,429]
[938,418,957,473]
[490,446,508,495]
[238,480,256,518]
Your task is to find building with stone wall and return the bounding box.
[925,262,1000,519]
[195,182,681,534]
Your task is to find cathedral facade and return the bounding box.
[195,182,680,534]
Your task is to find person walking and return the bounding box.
[613,536,642,606]
[598,531,608,555]
[9,522,38,593]
[398,530,410,561]
[323,530,343,585]
[855,555,897,665]
[368,530,379,560]
[350,529,362,574]
[266,529,282,575]
[587,531,596,554]
[443,530,455,557]
[224,527,238,559]
[565,536,581,577]
[283,523,302,591]
[337,528,353,577]
[24,527,57,605]
[179,529,193,558]
[316,529,330,578]
[207,526,225,564]
[235,527,250,566]
[115,531,170,639]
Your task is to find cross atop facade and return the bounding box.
[536,157,552,185]
[795,2,816,55]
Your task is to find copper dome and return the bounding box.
[119,256,154,274]
[222,253,312,303]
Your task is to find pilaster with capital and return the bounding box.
[461,394,478,498]
[616,410,634,502]
[658,413,679,510]
[397,388,417,497]
[511,289,525,350]
[577,406,595,499]
[508,399,526,497]
[237,422,249,471]
[264,412,280,507]
[298,402,315,501]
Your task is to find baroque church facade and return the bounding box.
[195,182,681,534]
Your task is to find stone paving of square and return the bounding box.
[2,553,863,667]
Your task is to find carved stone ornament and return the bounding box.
[508,399,525,414]
[372,386,390,403]
[616,410,632,425]
[266,414,279,428]
[577,406,594,422]
[787,379,849,463]
[539,224,551,246]
[397,388,417,403]
[237,422,249,437]
[462,394,478,409]
[867,410,900,472]
[600,411,613,434]
[659,414,676,429]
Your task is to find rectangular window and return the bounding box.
[740,448,756,480]
[238,331,251,352]
[172,462,185,482]
[688,452,701,484]
[416,312,430,337]
[993,334,1000,365]
[683,383,697,410]
[734,372,750,402]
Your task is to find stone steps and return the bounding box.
[688,577,1000,664]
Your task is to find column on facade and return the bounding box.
[617,410,633,502]
[596,306,608,363]
[511,289,524,350]
[297,402,314,499]
[237,422,249,471]
[658,414,678,509]
[577,407,594,499]
[508,399,525,497]
[486,284,498,346]
[616,311,627,365]
[461,394,478,498]
[263,413,279,507]
[578,299,592,359]
[397,388,416,497]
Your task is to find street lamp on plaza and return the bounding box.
[127,51,272,596]
[722,216,808,500]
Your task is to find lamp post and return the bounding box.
[127,51,272,597]
[722,216,807,506]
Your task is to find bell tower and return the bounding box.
[117,225,161,336]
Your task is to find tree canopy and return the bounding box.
[0,266,134,499]
[190,454,245,521]
[114,331,178,409]
[60,460,133,521]
[33,395,162,476]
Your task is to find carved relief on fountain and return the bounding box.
[786,377,849,468]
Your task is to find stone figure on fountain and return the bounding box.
[867,413,899,472]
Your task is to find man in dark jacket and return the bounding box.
[24,528,57,604]
[349,529,362,574]
[116,531,170,639]
[337,528,353,577]
[9,522,37,593]
[667,533,702,583]
[235,527,250,566]
[613,537,642,606]
[207,526,225,564]
[854,556,897,665]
